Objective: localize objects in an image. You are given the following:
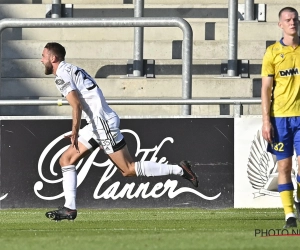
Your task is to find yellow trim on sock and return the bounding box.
[280,190,294,215]
[297,182,300,201]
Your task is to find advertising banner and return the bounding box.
[0,117,234,209]
[234,116,298,208]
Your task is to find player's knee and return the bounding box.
[59,155,73,167]
[119,165,136,177]
[121,171,134,177]
[279,167,292,176]
[59,156,67,167]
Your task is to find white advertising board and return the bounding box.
[234,116,297,208]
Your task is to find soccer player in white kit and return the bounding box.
[41,42,198,221]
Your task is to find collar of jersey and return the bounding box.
[279,37,300,46]
[56,61,66,76]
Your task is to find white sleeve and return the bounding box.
[55,74,76,97]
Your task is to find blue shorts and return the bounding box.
[267,117,300,160]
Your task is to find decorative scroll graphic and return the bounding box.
[0,193,8,201]
[33,129,221,201]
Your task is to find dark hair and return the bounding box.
[44,42,66,61]
[279,7,298,19]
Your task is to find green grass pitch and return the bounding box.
[1,208,300,250]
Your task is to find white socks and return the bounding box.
[62,165,77,210]
[134,161,183,177]
[286,212,296,221]
[61,162,183,208]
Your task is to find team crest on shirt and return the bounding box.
[55,79,65,85]
[280,53,284,58]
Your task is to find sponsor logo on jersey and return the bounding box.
[59,82,71,92]
[279,68,300,77]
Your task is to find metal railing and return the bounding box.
[51,0,61,18]
[228,0,255,76]
[245,0,255,21]
[0,98,261,117]
[47,0,255,77]
[0,17,193,115]
[228,0,238,77]
[134,0,144,77]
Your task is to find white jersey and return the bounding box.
[55,61,118,123]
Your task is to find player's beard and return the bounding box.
[44,61,53,75]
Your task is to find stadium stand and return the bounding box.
[0,0,299,116]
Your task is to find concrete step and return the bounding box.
[0,77,256,98]
[2,21,283,41]
[71,4,229,19]
[1,4,299,23]
[0,77,260,116]
[1,59,262,78]
[2,0,299,5]
[0,4,46,18]
[265,5,300,22]
[1,40,268,60]
[0,4,229,20]
[63,4,300,23]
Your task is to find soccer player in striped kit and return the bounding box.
[41,42,198,221]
